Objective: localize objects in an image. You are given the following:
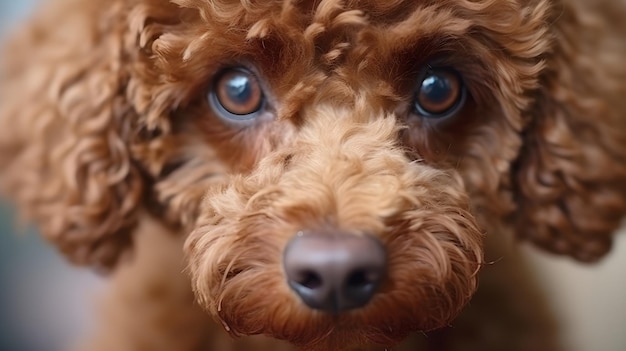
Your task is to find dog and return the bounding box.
[1,0,625,350]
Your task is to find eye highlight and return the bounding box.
[209,67,265,121]
[414,68,465,119]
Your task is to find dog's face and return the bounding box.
[2,0,626,350]
[157,0,540,347]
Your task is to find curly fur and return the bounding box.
[1,0,625,350]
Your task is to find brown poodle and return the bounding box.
[1,0,625,350]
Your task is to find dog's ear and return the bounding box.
[0,4,145,270]
[512,1,626,262]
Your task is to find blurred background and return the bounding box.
[0,1,625,351]
[0,4,105,351]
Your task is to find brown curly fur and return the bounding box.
[0,0,625,350]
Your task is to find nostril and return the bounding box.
[296,270,323,289]
[346,269,376,290]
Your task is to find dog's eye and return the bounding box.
[414,68,465,119]
[209,68,264,120]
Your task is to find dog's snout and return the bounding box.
[283,231,386,313]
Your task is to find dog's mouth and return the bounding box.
[184,114,483,349]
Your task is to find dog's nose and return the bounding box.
[283,231,386,313]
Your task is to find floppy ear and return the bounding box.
[512,1,626,262]
[0,3,144,270]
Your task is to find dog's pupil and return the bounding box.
[421,74,451,104]
[225,74,253,104]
